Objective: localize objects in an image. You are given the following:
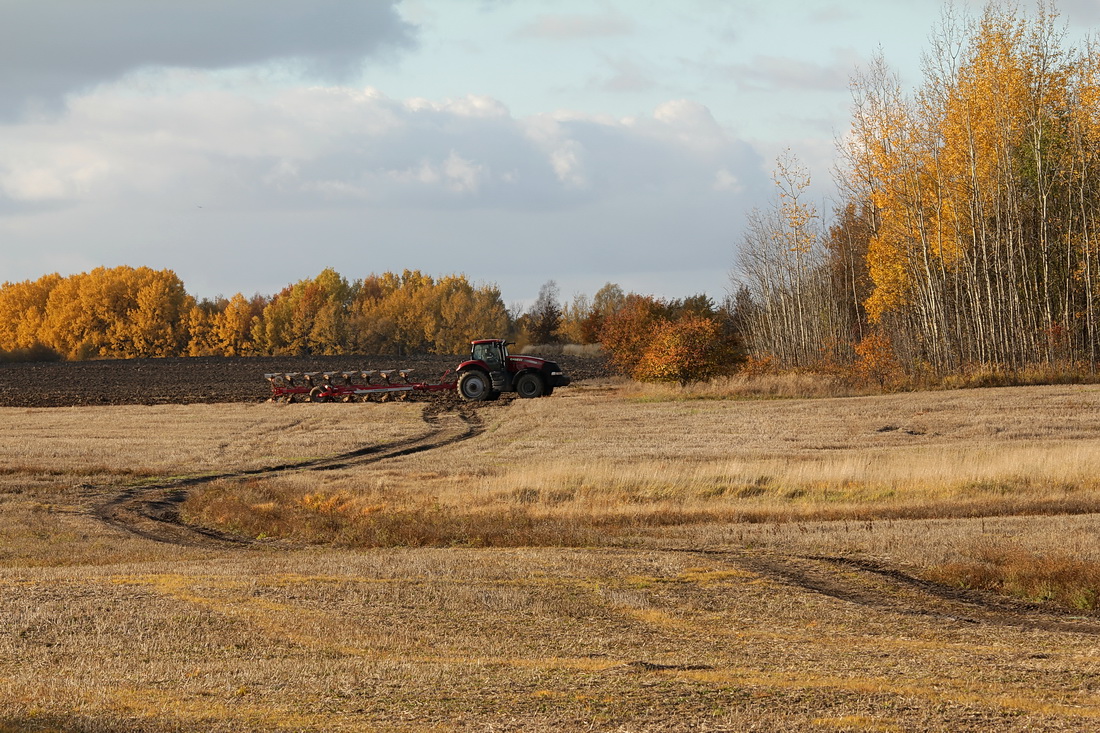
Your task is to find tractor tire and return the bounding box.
[515,373,545,399]
[458,370,491,401]
[309,386,329,403]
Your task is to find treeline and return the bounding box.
[0,266,509,359]
[0,267,743,382]
[739,4,1100,378]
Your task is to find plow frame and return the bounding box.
[265,370,458,403]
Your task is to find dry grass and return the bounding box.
[620,372,868,400]
[0,403,426,567]
[4,548,1100,731]
[5,385,1100,729]
[182,383,1100,549]
[928,543,1100,609]
[614,362,1100,402]
[0,402,425,479]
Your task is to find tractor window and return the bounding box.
[473,343,501,366]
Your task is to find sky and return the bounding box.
[1,0,1098,309]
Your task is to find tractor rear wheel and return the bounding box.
[458,370,491,401]
[515,373,545,399]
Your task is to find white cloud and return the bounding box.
[651,100,725,148]
[0,76,769,302]
[547,141,589,189]
[712,168,742,193]
[0,80,758,209]
[441,152,485,193]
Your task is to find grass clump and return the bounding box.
[928,544,1100,610]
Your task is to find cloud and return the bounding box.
[722,49,860,92]
[0,79,767,302]
[0,80,762,212]
[593,55,659,94]
[513,11,635,40]
[809,6,856,24]
[0,0,416,117]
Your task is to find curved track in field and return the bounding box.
[666,547,1100,635]
[92,402,485,548]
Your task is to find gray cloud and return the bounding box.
[592,55,659,94]
[809,5,856,24]
[0,0,416,117]
[513,11,635,40]
[0,194,71,216]
[722,49,860,92]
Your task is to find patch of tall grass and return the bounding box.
[181,468,1100,550]
[621,360,1100,402]
[928,544,1100,610]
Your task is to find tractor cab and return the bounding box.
[470,339,510,370]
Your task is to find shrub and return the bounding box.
[853,331,902,388]
[634,316,735,385]
[928,544,1100,610]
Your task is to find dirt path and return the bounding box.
[92,402,485,547]
[666,547,1100,635]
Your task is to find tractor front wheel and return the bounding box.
[458,370,491,401]
[515,373,545,399]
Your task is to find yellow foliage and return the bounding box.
[352,270,507,355]
[0,273,62,351]
[846,3,1094,340]
[0,266,192,359]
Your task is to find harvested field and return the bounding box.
[2,367,1100,731]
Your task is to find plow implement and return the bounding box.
[265,370,458,403]
[265,338,570,404]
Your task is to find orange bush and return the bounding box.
[597,294,665,375]
[853,331,902,388]
[634,316,734,385]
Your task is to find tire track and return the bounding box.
[92,403,485,547]
[668,547,1100,635]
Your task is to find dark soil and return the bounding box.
[0,353,612,408]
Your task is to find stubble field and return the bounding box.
[2,358,1100,731]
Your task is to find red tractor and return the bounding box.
[455,339,570,401]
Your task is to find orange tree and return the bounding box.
[598,294,666,375]
[600,294,741,384]
[634,315,735,386]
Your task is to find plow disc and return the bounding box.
[265,370,458,403]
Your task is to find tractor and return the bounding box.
[455,339,570,401]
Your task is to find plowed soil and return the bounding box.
[0,353,611,407]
